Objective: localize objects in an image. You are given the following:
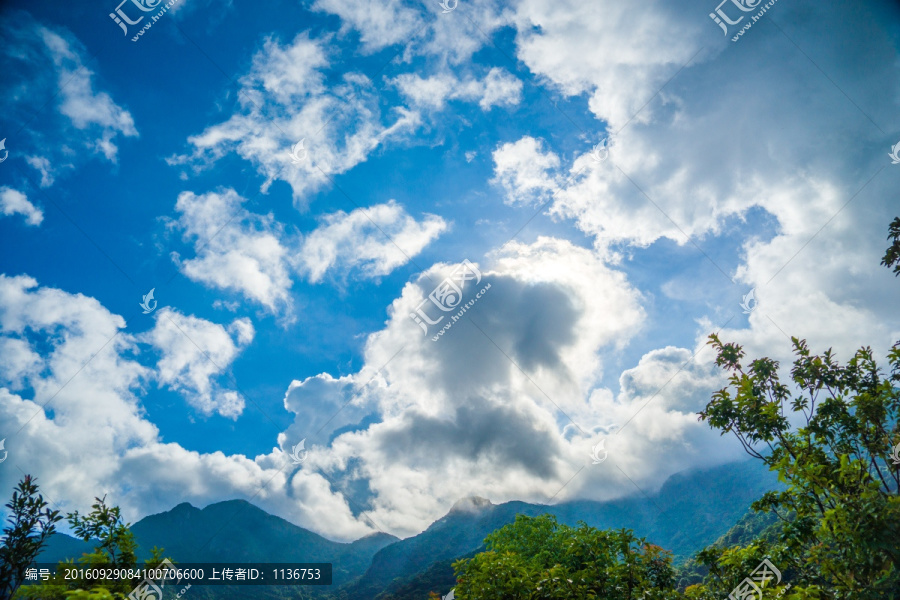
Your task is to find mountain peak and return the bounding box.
[449,496,492,514]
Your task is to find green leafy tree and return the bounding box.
[881,216,900,276]
[451,514,681,599]
[17,497,173,600]
[67,496,138,570]
[0,476,63,600]
[46,495,143,599]
[694,218,900,599]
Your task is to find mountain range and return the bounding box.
[35,458,778,600]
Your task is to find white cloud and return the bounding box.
[504,0,900,361]
[0,17,137,171]
[264,0,900,533]
[510,0,705,131]
[170,190,445,313]
[0,273,158,512]
[3,0,899,547]
[39,26,138,162]
[491,136,561,205]
[0,186,43,226]
[280,371,379,454]
[393,68,523,111]
[276,239,658,536]
[299,200,447,283]
[169,33,421,206]
[312,0,422,52]
[309,0,508,66]
[0,275,376,541]
[471,68,524,110]
[145,308,254,419]
[25,156,54,188]
[567,343,744,502]
[170,189,297,316]
[393,73,455,109]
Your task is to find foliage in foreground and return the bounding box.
[446,219,900,599]
[692,334,900,598]
[441,337,900,600]
[0,476,63,600]
[692,216,900,599]
[0,486,174,600]
[451,514,680,599]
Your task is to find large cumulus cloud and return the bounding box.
[275,239,740,535]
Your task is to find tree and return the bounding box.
[0,476,63,600]
[445,218,900,600]
[451,514,681,599]
[881,216,900,276]
[17,497,172,600]
[67,496,138,570]
[695,217,900,599]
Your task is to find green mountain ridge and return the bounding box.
[336,458,778,600]
[33,459,779,600]
[36,499,398,588]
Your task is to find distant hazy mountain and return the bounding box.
[550,457,777,559]
[339,459,778,600]
[35,459,778,600]
[37,499,398,587]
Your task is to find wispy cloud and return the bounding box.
[299,200,447,283]
[0,187,43,226]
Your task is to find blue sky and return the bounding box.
[1,0,899,540]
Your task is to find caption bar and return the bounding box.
[23,563,332,586]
